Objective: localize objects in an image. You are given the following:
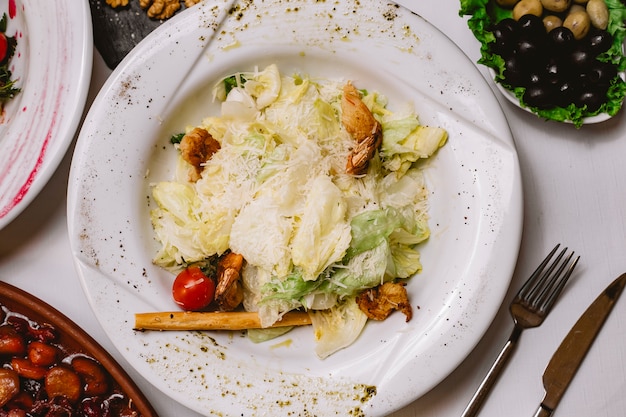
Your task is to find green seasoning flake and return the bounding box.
[170,132,185,144]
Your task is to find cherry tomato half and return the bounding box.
[172,267,215,311]
[0,33,8,63]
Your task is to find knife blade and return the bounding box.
[533,272,626,417]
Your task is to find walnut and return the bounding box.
[105,0,129,7]
[139,0,181,20]
[178,127,221,182]
[105,0,201,20]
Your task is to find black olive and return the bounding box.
[569,48,594,71]
[544,58,563,86]
[491,28,510,55]
[524,84,556,109]
[555,59,581,85]
[549,27,576,55]
[527,70,543,87]
[491,18,520,57]
[575,90,606,112]
[517,38,546,62]
[495,18,520,34]
[518,14,546,42]
[577,71,591,89]
[555,81,577,107]
[587,62,618,86]
[587,30,613,56]
[492,30,515,57]
[503,55,526,87]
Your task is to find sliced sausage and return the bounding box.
[71,356,110,396]
[0,368,20,407]
[45,366,82,403]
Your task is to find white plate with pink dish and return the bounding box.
[0,0,92,229]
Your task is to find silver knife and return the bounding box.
[533,272,626,417]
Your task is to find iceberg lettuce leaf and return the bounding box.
[324,242,390,297]
[381,118,447,174]
[310,297,368,359]
[151,182,230,268]
[247,327,294,343]
[291,175,352,281]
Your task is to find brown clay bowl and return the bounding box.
[0,280,159,417]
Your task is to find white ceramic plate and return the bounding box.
[0,0,92,229]
[67,1,523,415]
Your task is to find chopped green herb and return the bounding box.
[170,132,185,144]
[180,255,220,279]
[224,74,247,96]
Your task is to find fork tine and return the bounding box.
[517,244,561,300]
[538,252,579,312]
[521,245,578,313]
[531,247,570,305]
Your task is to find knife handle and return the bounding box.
[532,404,553,417]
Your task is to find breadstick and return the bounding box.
[134,311,311,331]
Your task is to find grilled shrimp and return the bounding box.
[341,82,382,175]
[215,252,245,311]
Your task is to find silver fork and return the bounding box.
[461,244,580,417]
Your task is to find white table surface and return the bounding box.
[1,1,626,416]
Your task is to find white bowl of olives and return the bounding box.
[460,0,626,127]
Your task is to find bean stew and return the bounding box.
[0,282,157,417]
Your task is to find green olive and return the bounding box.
[540,0,571,12]
[496,0,521,7]
[513,0,543,20]
[543,15,563,32]
[569,4,586,12]
[563,10,591,39]
[587,0,609,29]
